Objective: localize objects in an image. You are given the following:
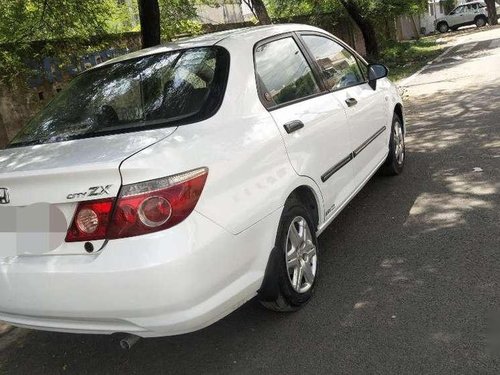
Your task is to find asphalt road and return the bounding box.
[1,28,499,375]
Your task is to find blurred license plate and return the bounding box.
[0,203,67,257]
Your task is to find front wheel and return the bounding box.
[382,114,405,176]
[260,196,319,312]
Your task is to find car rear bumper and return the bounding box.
[0,210,280,337]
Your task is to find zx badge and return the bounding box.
[67,185,112,200]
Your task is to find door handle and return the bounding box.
[283,120,304,134]
[345,98,358,107]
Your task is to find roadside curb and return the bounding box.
[0,323,14,338]
[398,44,455,87]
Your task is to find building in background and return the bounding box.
[115,0,256,28]
[421,0,452,34]
[196,0,251,24]
[397,0,459,39]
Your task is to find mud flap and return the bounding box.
[257,247,281,302]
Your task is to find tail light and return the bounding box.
[107,168,208,239]
[65,199,114,242]
[66,168,208,242]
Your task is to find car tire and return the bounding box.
[475,16,487,28]
[382,113,405,176]
[260,195,319,312]
[437,22,449,33]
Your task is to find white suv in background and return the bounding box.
[436,1,500,33]
[0,24,405,338]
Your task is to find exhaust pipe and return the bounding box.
[120,334,141,350]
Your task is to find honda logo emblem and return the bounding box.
[0,188,10,204]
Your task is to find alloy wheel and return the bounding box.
[285,216,318,294]
[393,120,405,165]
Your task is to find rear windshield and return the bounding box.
[10,46,229,148]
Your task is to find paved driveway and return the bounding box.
[1,28,499,375]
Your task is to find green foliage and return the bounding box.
[267,0,427,19]
[0,0,205,85]
[0,0,133,44]
[0,0,136,85]
[0,34,140,86]
[380,37,445,80]
[267,0,341,18]
[0,0,436,85]
[358,0,427,17]
[158,0,202,40]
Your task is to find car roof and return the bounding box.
[95,24,323,68]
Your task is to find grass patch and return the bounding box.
[380,37,447,81]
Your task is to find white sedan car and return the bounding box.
[0,24,405,338]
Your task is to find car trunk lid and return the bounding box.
[0,128,176,257]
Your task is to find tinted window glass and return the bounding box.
[302,35,364,91]
[10,47,229,147]
[255,37,320,107]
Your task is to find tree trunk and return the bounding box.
[339,0,379,59]
[138,0,161,48]
[252,0,272,25]
[485,0,498,25]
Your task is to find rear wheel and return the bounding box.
[382,114,405,176]
[437,22,449,33]
[260,196,319,312]
[475,16,487,28]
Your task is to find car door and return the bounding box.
[448,5,467,27]
[254,35,354,217]
[470,3,481,17]
[299,33,388,189]
[463,4,477,23]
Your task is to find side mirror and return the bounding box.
[368,64,389,90]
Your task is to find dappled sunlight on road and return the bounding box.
[398,80,500,238]
[405,192,491,232]
[440,172,498,196]
[406,83,500,156]
[321,43,500,370]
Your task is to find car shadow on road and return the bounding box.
[0,85,499,374]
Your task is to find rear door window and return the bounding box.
[10,47,230,147]
[254,37,320,108]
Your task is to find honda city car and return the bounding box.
[0,24,405,337]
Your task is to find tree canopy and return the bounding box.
[0,0,205,45]
[266,0,428,58]
[0,0,435,78]
[0,0,133,44]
